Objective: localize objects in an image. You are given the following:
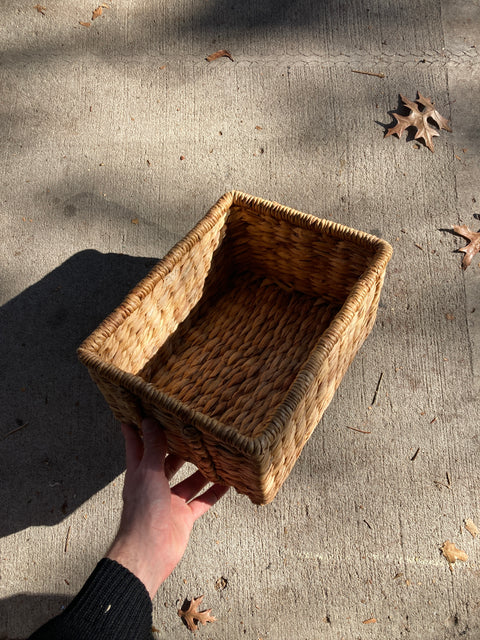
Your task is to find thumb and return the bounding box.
[141,417,167,465]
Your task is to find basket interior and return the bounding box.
[138,270,340,438]
[96,203,378,438]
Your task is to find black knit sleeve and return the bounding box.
[28,558,154,640]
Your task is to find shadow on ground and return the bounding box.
[0,250,157,538]
[0,593,70,640]
[0,592,158,639]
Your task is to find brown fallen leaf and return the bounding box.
[363,618,377,624]
[92,6,103,20]
[385,92,451,152]
[206,49,234,62]
[452,225,480,269]
[465,518,479,538]
[441,540,468,571]
[34,4,46,14]
[79,21,91,27]
[178,596,216,632]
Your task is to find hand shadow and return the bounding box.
[0,250,157,537]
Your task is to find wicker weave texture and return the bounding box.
[78,191,392,504]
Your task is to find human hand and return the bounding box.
[107,417,229,599]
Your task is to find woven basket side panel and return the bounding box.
[197,362,336,504]
[95,220,227,375]
[229,206,376,303]
[88,370,142,425]
[201,432,265,503]
[257,370,331,505]
[137,236,237,385]
[255,281,383,504]
[139,401,222,484]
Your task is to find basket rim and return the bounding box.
[78,190,393,458]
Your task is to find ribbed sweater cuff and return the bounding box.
[62,557,152,639]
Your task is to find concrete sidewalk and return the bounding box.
[1,0,480,637]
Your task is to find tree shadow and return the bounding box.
[0,250,157,537]
[2,0,435,69]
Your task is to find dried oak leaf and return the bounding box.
[206,49,234,62]
[178,595,216,632]
[441,540,468,571]
[385,93,451,152]
[452,225,480,269]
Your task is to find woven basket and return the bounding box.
[78,191,392,504]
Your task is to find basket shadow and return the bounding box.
[0,250,157,538]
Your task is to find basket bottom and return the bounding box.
[139,272,340,439]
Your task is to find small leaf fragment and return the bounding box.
[79,21,91,27]
[34,4,47,14]
[363,618,377,624]
[178,595,216,632]
[441,540,468,570]
[206,49,234,62]
[92,6,103,20]
[465,518,478,538]
[452,224,480,269]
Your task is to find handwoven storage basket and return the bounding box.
[78,191,392,504]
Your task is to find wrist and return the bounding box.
[107,536,169,599]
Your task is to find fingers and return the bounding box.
[188,484,230,521]
[123,418,184,479]
[121,423,144,471]
[141,417,167,467]
[171,469,210,502]
[171,469,230,520]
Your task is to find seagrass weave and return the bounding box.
[78,191,393,504]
